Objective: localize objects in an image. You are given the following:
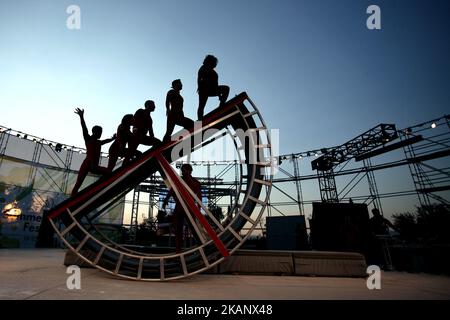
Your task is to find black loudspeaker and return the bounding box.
[266,215,309,250]
[310,202,370,254]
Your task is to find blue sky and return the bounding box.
[1,0,449,218]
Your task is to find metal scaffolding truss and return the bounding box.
[311,123,398,172]
[127,115,450,225]
[310,123,398,203]
[317,169,339,203]
[129,187,140,242]
[0,124,92,193]
[400,115,450,208]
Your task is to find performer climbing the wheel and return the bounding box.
[124,100,161,164]
[71,108,116,196]
[107,113,134,171]
[162,163,202,253]
[163,79,194,142]
[197,54,230,120]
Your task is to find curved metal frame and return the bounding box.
[49,93,274,281]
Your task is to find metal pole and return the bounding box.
[292,155,304,215]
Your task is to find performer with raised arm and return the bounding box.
[71,108,115,196]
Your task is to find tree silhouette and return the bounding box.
[393,204,450,244]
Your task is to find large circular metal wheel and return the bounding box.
[48,92,274,281]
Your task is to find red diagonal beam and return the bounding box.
[156,153,229,258]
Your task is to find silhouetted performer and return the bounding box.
[162,164,202,253]
[71,108,115,196]
[107,114,134,171]
[124,100,161,164]
[197,55,230,120]
[368,208,397,270]
[163,79,194,142]
[370,208,396,236]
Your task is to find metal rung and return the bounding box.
[114,254,124,274]
[94,246,106,265]
[244,111,258,118]
[238,211,256,225]
[248,195,266,205]
[240,161,271,166]
[256,144,270,148]
[248,127,267,131]
[199,248,210,267]
[228,227,243,241]
[240,189,248,194]
[60,222,77,237]
[254,178,272,186]
[75,235,89,252]
[160,258,165,280]
[180,255,188,275]
[137,258,143,280]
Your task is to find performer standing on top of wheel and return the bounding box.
[163,79,194,142]
[197,55,230,120]
[71,108,115,196]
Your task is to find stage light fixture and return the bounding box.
[55,143,63,152]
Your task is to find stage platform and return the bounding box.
[1,249,450,300]
[206,250,368,277]
[64,248,368,277]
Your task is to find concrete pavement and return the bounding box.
[1,249,449,300]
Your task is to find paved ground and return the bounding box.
[1,249,449,300]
